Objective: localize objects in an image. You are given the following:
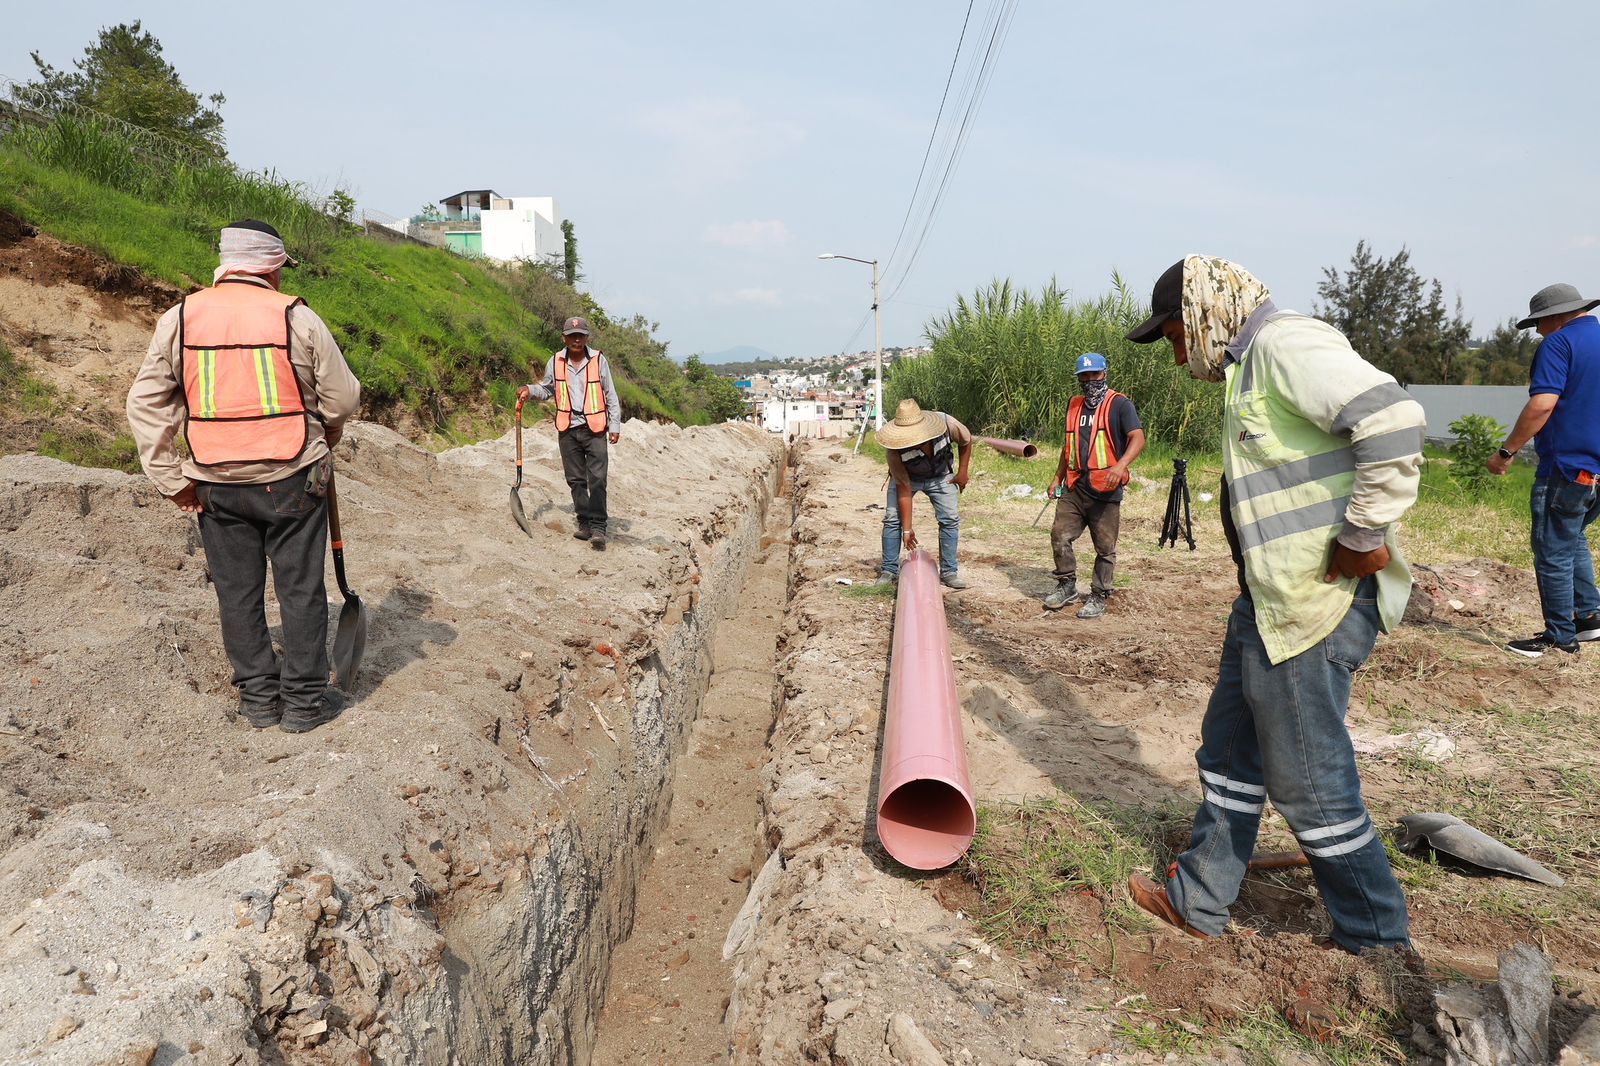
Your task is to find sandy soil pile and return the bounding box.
[0,417,779,1063]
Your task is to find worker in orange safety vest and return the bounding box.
[127,220,361,734]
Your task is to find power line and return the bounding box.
[880,0,976,275]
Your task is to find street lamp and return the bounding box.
[817,253,883,429]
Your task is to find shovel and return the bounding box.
[510,395,531,536]
[326,469,368,691]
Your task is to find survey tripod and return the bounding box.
[1160,458,1196,551]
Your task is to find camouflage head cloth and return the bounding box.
[1179,255,1271,383]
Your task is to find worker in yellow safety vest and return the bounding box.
[518,316,622,549]
[127,220,361,734]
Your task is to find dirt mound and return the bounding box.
[0,420,779,1063]
[0,209,182,306]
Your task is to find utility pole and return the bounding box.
[872,258,883,429]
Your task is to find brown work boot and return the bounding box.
[1128,874,1207,939]
[573,521,592,541]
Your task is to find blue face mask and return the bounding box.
[1081,379,1109,408]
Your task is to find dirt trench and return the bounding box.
[0,419,784,1064]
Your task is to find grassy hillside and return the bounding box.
[0,113,738,449]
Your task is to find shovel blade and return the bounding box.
[511,488,531,536]
[332,594,369,691]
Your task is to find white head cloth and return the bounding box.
[214,226,290,284]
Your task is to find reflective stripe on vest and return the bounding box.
[179,281,308,466]
[1223,316,1406,665]
[553,352,608,433]
[1063,391,1123,491]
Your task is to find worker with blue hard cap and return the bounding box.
[1042,351,1146,618]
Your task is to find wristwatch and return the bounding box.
[1496,447,1515,460]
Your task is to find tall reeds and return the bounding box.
[893,277,1222,451]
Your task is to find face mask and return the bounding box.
[1081,379,1108,408]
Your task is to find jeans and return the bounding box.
[558,425,609,528]
[1051,487,1120,593]
[881,475,960,578]
[1530,476,1600,645]
[1166,580,1410,951]
[196,470,330,714]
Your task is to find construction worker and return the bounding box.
[1125,255,1425,953]
[1044,352,1146,619]
[519,316,622,549]
[126,220,361,734]
[1487,283,1600,658]
[876,398,973,589]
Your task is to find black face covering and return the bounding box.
[1081,379,1109,408]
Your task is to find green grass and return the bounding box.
[0,340,140,472]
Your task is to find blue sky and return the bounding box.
[6,2,1596,361]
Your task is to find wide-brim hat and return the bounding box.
[876,399,945,450]
[1517,283,1599,329]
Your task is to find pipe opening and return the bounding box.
[877,778,977,870]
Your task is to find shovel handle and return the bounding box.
[326,469,355,598]
[515,396,524,470]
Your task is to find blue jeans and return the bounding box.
[1166,581,1410,951]
[1530,476,1600,645]
[881,476,960,578]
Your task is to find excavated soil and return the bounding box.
[0,418,781,1063]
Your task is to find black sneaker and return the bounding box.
[573,522,592,541]
[1506,633,1580,659]
[1576,614,1600,642]
[238,699,281,729]
[279,690,348,734]
[590,527,608,550]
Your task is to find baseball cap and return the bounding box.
[561,316,591,336]
[1125,259,1184,343]
[1075,352,1107,375]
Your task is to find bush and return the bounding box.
[1447,413,1506,498]
[892,277,1222,451]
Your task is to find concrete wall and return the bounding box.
[482,196,563,263]
[1405,384,1529,443]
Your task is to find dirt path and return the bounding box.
[590,475,791,1065]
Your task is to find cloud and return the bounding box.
[711,287,782,307]
[633,97,804,180]
[703,219,793,248]
[1571,234,1599,249]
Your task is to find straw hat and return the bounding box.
[876,399,946,449]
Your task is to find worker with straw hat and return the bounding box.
[876,398,974,589]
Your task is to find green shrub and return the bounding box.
[1447,413,1506,498]
[892,277,1222,451]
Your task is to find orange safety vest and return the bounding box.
[1063,390,1125,493]
[179,280,309,467]
[553,351,608,433]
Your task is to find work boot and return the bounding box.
[590,526,608,551]
[1076,591,1108,619]
[279,690,347,735]
[1043,579,1080,611]
[1576,614,1600,642]
[940,572,970,590]
[875,571,897,587]
[573,521,592,541]
[238,698,281,729]
[1127,874,1207,939]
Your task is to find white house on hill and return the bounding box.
[431,189,563,264]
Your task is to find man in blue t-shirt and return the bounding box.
[1488,283,1600,657]
[1044,353,1145,619]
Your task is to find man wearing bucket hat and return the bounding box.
[1123,255,1425,954]
[1486,283,1600,657]
[876,399,974,589]
[1043,352,1146,619]
[519,316,622,549]
[126,220,361,734]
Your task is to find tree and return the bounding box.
[561,219,580,286]
[23,21,227,157]
[1314,241,1473,385]
[1461,318,1539,385]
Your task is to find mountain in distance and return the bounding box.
[700,345,780,365]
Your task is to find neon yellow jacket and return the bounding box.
[1224,309,1425,664]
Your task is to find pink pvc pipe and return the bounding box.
[876,549,976,870]
[978,436,1039,460]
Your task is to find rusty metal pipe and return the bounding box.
[978,436,1038,460]
[875,549,976,870]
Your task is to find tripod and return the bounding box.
[1160,458,1196,551]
